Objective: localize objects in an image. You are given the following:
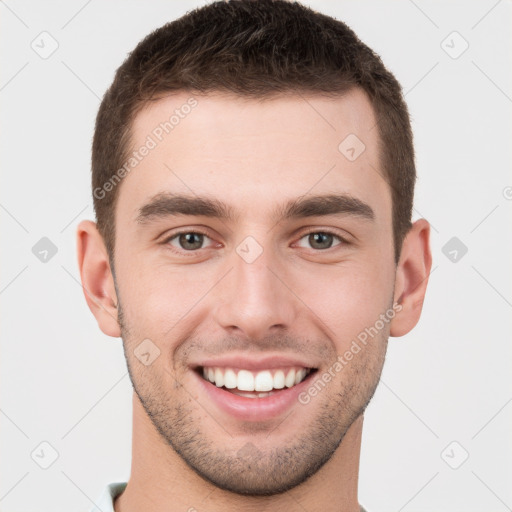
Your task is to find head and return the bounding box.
[78,0,431,497]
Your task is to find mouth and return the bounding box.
[194,365,318,399]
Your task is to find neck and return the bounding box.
[115,392,363,512]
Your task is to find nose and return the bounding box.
[212,239,298,341]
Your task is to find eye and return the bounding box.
[163,230,216,252]
[161,229,349,255]
[295,231,347,250]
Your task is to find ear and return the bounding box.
[390,218,432,337]
[76,220,121,338]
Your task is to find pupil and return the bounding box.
[180,233,203,250]
[311,232,332,249]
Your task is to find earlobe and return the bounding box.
[76,220,121,338]
[390,219,432,337]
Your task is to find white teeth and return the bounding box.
[237,370,254,391]
[254,370,274,392]
[214,368,224,388]
[224,369,237,389]
[273,370,285,389]
[285,369,296,388]
[295,368,306,385]
[201,366,312,392]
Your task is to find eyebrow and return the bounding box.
[136,192,375,225]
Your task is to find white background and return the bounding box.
[1,1,511,511]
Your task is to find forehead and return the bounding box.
[118,89,389,226]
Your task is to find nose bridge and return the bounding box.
[213,234,297,339]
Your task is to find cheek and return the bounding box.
[116,254,216,337]
[297,260,394,345]
[115,254,171,334]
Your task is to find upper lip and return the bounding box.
[191,354,318,372]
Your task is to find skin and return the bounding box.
[77,89,431,512]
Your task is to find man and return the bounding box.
[77,1,432,510]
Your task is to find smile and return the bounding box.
[192,363,319,421]
[199,366,315,398]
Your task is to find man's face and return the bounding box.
[113,89,396,495]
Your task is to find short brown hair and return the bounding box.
[92,0,415,266]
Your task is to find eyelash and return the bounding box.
[161,228,350,255]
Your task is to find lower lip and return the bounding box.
[193,370,315,422]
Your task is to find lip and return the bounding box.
[192,367,317,422]
[191,354,317,372]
